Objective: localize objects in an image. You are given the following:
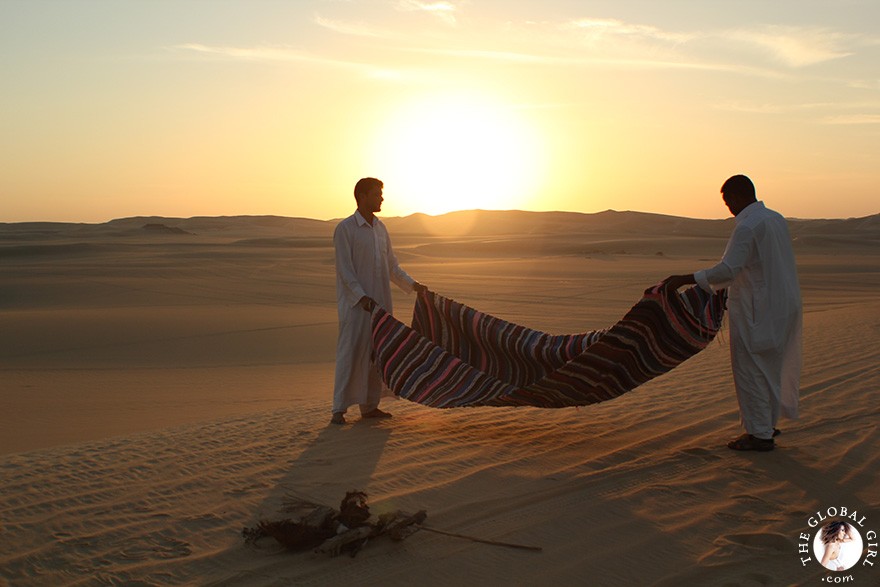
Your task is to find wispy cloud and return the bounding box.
[555,18,877,81]
[406,45,785,79]
[822,114,880,125]
[713,100,861,114]
[727,26,854,67]
[170,43,400,79]
[563,20,861,69]
[847,78,880,91]
[173,43,317,62]
[173,16,870,88]
[715,99,880,126]
[490,18,796,77]
[396,0,459,26]
[714,101,789,115]
[405,47,566,65]
[566,18,696,45]
[313,14,386,38]
[172,39,780,85]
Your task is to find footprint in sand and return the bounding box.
[718,532,793,553]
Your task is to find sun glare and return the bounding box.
[370,92,546,216]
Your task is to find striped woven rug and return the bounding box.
[371,284,726,408]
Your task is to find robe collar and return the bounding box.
[355,210,379,227]
[735,200,765,224]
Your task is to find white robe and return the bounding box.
[332,211,414,414]
[694,201,802,439]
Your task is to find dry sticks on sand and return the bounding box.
[242,491,542,557]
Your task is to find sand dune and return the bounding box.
[1,210,879,585]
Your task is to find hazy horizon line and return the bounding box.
[3,207,880,226]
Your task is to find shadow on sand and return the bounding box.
[254,415,393,522]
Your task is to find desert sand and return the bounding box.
[1,210,879,586]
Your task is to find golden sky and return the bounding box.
[2,0,879,222]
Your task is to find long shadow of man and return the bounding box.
[254,417,393,521]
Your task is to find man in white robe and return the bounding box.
[331,177,426,425]
[663,175,801,451]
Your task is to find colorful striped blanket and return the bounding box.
[371,284,726,408]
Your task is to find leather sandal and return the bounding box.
[361,408,392,419]
[727,433,774,451]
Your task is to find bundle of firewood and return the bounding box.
[242,491,427,558]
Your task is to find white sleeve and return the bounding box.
[695,224,753,291]
[694,264,734,292]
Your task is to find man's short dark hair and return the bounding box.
[721,174,756,201]
[354,177,383,201]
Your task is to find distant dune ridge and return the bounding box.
[1,209,878,585]
[3,208,879,238]
[141,223,194,235]
[2,209,877,261]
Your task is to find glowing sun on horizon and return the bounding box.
[370,92,546,216]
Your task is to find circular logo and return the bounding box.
[813,520,864,572]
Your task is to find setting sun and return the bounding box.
[369,92,547,216]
